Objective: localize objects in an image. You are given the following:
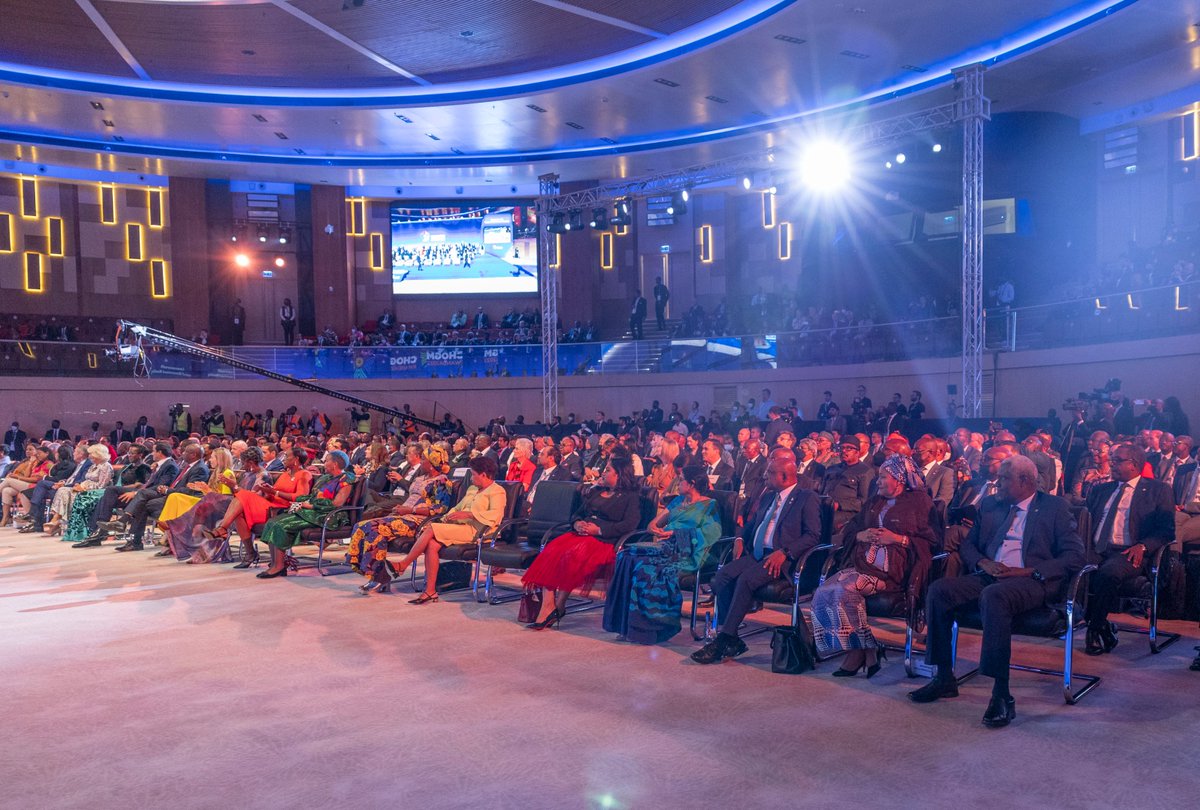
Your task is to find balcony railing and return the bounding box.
[2,281,1196,380]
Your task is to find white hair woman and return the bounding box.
[46,444,113,537]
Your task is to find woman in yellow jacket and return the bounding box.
[389,455,506,604]
[158,448,237,525]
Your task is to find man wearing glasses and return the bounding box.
[1083,442,1175,656]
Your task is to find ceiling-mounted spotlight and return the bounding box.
[741,176,753,190]
[278,226,291,245]
[885,161,893,169]
[568,210,584,231]
[667,189,688,216]
[274,255,286,268]
[611,200,632,227]
[234,253,250,268]
[256,224,269,243]
[932,143,943,153]
[547,213,567,234]
[230,223,245,243]
[895,152,907,164]
[589,207,608,229]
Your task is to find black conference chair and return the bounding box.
[288,476,368,576]
[421,479,525,600]
[478,480,583,604]
[1109,544,1182,654]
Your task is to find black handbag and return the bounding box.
[770,620,817,674]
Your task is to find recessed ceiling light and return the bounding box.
[600,137,617,144]
[252,114,268,122]
[840,50,869,59]
[654,78,680,87]
[102,119,114,128]
[294,148,306,155]
[460,30,473,37]
[450,147,464,155]
[241,50,256,56]
[394,113,412,123]
[526,104,547,113]
[565,121,584,130]
[427,133,440,141]
[274,131,288,139]
[901,64,927,73]
[706,95,728,104]
[774,34,807,45]
[90,101,104,110]
[112,135,124,142]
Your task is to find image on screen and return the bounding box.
[391,202,538,295]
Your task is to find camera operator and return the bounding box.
[168,404,191,440]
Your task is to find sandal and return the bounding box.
[408,592,439,605]
[389,560,409,578]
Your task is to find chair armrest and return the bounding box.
[489,517,528,547]
[1149,544,1169,582]
[539,522,576,548]
[795,543,834,586]
[1066,563,1099,606]
[616,529,654,551]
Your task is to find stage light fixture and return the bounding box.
[932,143,942,153]
[895,152,907,164]
[885,161,893,169]
[800,140,851,192]
[568,210,584,231]
[256,224,269,243]
[589,207,608,229]
[741,176,753,190]
[667,190,688,216]
[610,201,632,227]
[234,253,250,268]
[274,255,286,268]
[278,226,291,244]
[547,213,567,234]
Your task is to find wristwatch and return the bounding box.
[1031,570,1045,583]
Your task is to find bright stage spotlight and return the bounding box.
[932,143,943,153]
[234,253,250,268]
[799,140,851,193]
[589,207,608,229]
[274,255,286,268]
[895,153,907,164]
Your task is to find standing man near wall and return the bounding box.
[231,299,247,346]
[652,277,670,331]
[630,290,647,340]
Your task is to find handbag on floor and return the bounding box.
[770,620,817,674]
[517,589,542,624]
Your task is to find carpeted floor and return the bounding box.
[1,527,1197,810]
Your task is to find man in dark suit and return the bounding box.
[821,437,875,529]
[1111,393,1136,437]
[20,451,91,533]
[71,443,154,547]
[794,440,826,492]
[691,458,821,664]
[734,439,768,522]
[558,436,584,482]
[652,276,670,330]
[629,290,647,340]
[1020,434,1056,494]
[44,420,69,443]
[762,407,793,447]
[132,416,156,440]
[915,436,955,506]
[109,421,133,445]
[909,455,1084,728]
[526,446,575,508]
[103,445,203,551]
[699,439,734,491]
[1083,442,1176,655]
[4,422,27,461]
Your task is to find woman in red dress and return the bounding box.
[506,437,537,489]
[204,447,313,567]
[521,456,641,629]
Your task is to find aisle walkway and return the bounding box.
[1,529,1196,809]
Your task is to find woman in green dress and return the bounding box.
[256,451,355,579]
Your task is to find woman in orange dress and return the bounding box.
[204,447,313,568]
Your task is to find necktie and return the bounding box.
[752,494,781,560]
[169,464,191,489]
[993,504,1020,552]
[1094,482,1128,551]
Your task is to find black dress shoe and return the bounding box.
[908,679,960,703]
[114,542,143,552]
[17,524,42,534]
[982,695,1017,728]
[1085,624,1119,656]
[71,537,103,548]
[690,635,747,664]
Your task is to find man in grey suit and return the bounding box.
[915,436,955,506]
[909,455,1084,728]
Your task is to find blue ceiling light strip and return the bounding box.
[0,0,1141,168]
[0,0,798,107]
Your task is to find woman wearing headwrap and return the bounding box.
[346,448,454,594]
[255,450,355,579]
[810,454,937,677]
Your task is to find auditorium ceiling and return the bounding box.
[0,0,1196,191]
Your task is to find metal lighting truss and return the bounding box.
[538,172,561,424]
[957,64,989,419]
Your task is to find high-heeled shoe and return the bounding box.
[256,567,288,579]
[529,608,565,631]
[359,580,391,595]
[46,522,63,537]
[831,662,866,677]
[233,551,259,570]
[389,560,408,579]
[408,591,438,605]
[866,646,888,679]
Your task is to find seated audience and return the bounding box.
[1,444,50,526]
[521,457,641,629]
[163,447,266,563]
[70,444,154,547]
[811,455,936,677]
[255,451,354,579]
[47,445,113,536]
[909,456,1083,729]
[389,456,505,604]
[691,458,821,664]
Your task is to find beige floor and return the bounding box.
[1,526,1197,810]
